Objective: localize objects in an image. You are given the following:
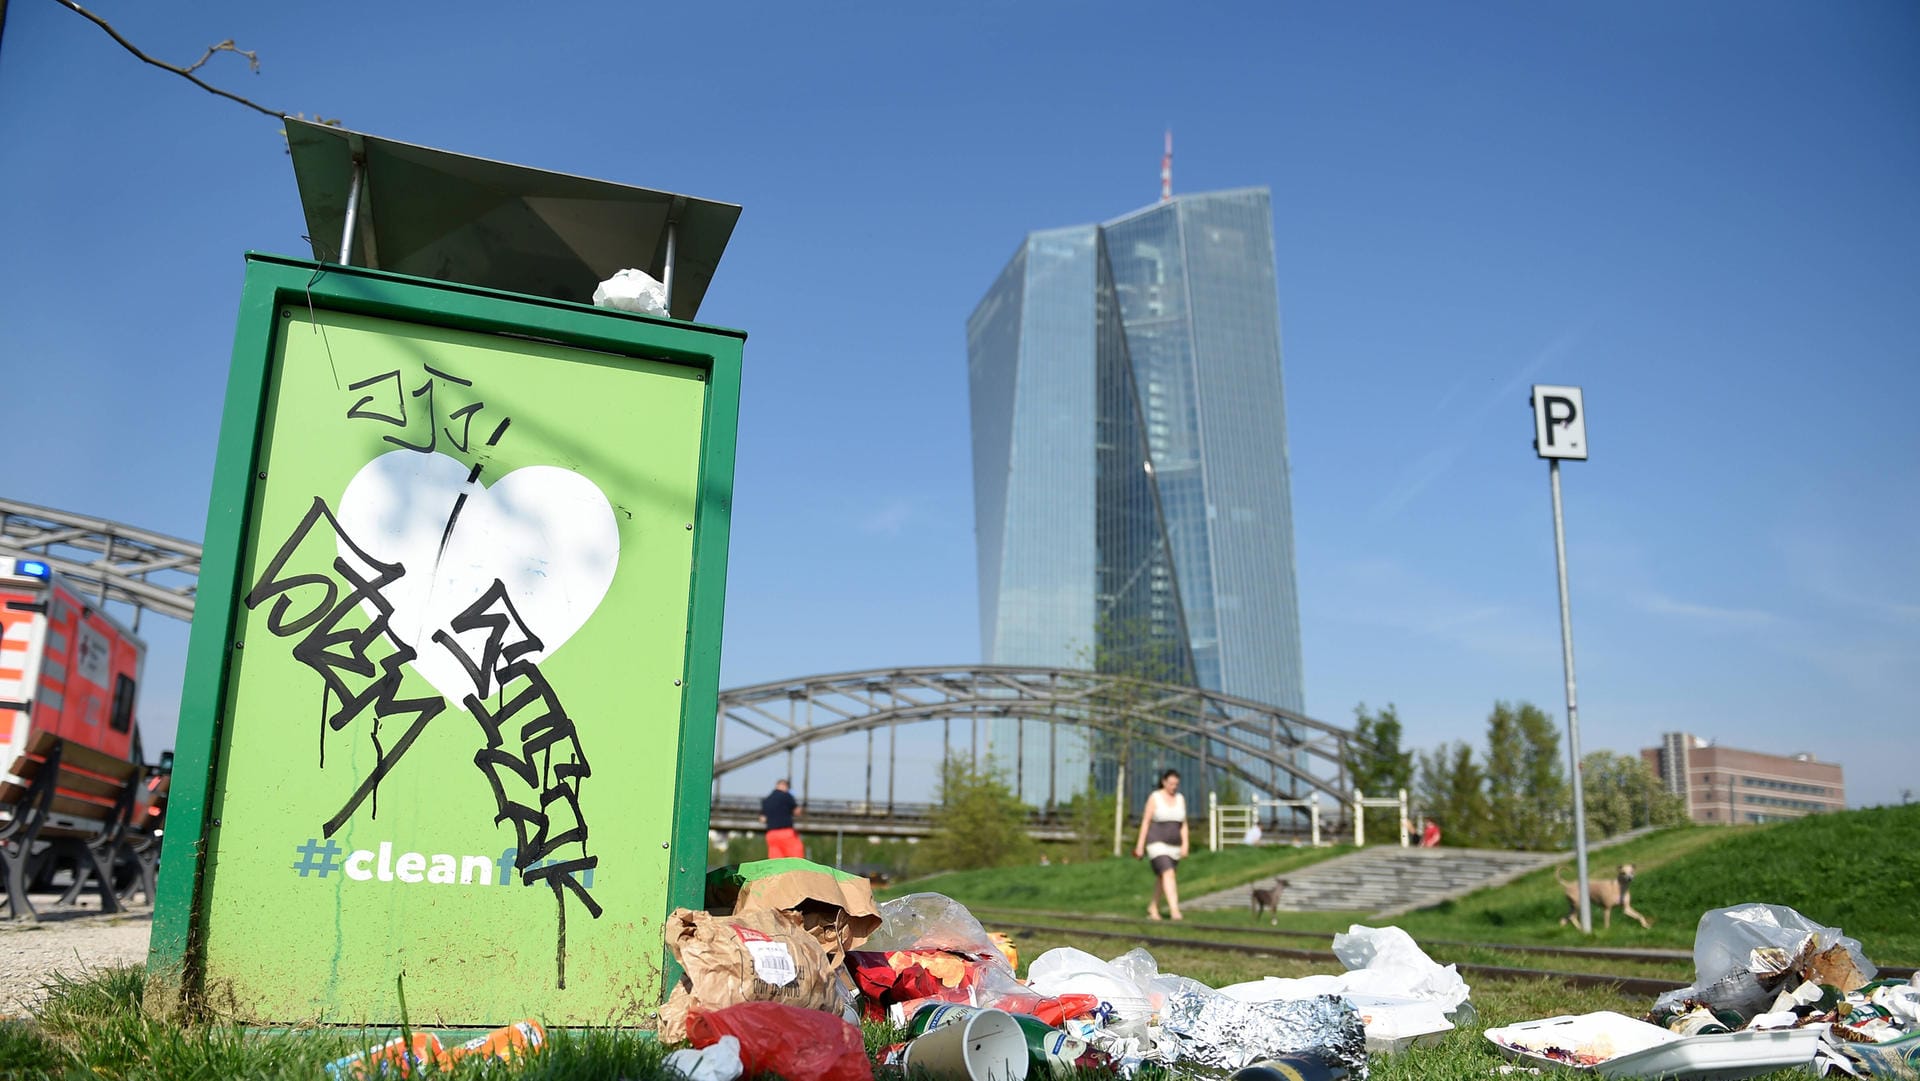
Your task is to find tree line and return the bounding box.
[1343,701,1688,850]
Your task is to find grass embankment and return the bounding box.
[880,844,1348,915]
[1396,804,1920,963]
[915,806,1920,966]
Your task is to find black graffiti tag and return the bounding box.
[345,365,511,455]
[248,495,601,989]
[244,497,447,834]
[434,582,602,986]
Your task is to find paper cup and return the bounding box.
[900,1008,1030,1081]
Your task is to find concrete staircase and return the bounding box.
[1186,846,1558,918]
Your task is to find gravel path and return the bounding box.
[0,895,152,1016]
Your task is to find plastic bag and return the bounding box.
[1653,903,1878,1019]
[664,1035,744,1081]
[865,893,1001,956]
[1690,904,1874,990]
[688,1002,873,1081]
[1330,925,1471,1010]
[592,268,670,316]
[1025,947,1155,1032]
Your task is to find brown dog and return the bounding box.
[1556,863,1652,930]
[1250,877,1289,924]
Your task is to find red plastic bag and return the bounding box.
[687,1002,873,1081]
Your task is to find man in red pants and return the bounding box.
[759,778,804,859]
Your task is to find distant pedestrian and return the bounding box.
[1419,817,1441,848]
[760,779,804,859]
[1133,769,1188,920]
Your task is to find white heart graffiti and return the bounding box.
[334,450,620,706]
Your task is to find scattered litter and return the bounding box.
[1485,899,1919,1079]
[1652,903,1876,1022]
[687,1002,872,1081]
[665,1034,745,1081]
[1486,1011,1675,1069]
[867,892,1005,957]
[1217,924,1466,1052]
[442,1019,545,1066]
[897,1006,1030,1081]
[1231,1052,1351,1081]
[707,859,883,968]
[658,907,839,1044]
[323,1032,442,1079]
[907,1002,1113,1075]
[1162,986,1368,1077]
[592,267,670,315]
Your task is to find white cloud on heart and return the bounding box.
[335,450,619,705]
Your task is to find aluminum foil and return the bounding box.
[1162,988,1368,1080]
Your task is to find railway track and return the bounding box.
[992,919,1692,998]
[970,906,1917,980]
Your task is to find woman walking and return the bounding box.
[1132,769,1189,920]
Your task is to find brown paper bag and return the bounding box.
[657,907,839,1044]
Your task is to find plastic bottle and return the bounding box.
[1230,1053,1351,1081]
[323,1033,444,1080]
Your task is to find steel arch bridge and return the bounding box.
[0,498,202,626]
[712,665,1354,821]
[2,500,1358,837]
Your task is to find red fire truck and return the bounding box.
[1,556,152,831]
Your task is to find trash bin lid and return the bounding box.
[286,118,740,319]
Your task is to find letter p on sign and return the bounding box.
[1531,385,1588,460]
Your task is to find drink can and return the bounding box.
[444,1019,547,1065]
[323,1033,444,1080]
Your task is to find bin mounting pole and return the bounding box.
[339,155,365,265]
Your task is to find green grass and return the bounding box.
[1391,807,1920,964]
[4,966,680,1081]
[931,808,1920,967]
[880,844,1348,915]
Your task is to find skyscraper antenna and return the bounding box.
[1160,130,1173,201]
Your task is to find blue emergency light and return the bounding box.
[12,559,50,579]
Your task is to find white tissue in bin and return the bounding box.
[592,268,670,315]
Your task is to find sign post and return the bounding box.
[1531,384,1593,932]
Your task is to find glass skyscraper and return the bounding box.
[967,188,1305,805]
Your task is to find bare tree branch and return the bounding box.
[51,0,284,119]
[182,39,258,76]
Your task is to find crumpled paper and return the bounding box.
[592,268,670,316]
[1161,988,1368,1079]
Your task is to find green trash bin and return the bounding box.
[149,123,745,1029]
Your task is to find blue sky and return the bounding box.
[2,2,1914,808]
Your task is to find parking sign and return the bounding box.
[1532,385,1588,460]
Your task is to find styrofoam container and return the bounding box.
[1486,1011,1829,1080]
[1342,993,1455,1054]
[1594,1025,1827,1081]
[1486,1012,1676,1070]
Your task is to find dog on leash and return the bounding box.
[1556,863,1652,930]
[1250,877,1289,924]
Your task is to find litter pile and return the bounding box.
[660,858,1480,1081]
[1486,903,1920,1079]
